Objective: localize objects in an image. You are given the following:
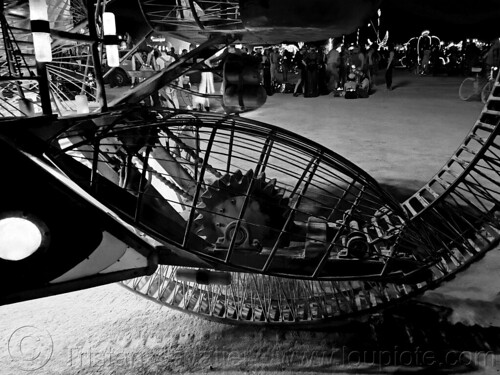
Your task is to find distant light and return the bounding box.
[367,23,371,27]
[0,217,42,261]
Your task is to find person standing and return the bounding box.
[293,47,307,96]
[325,43,340,92]
[282,48,293,83]
[262,48,273,95]
[269,48,280,83]
[366,44,379,86]
[156,50,179,108]
[304,45,320,97]
[421,48,431,75]
[338,44,347,89]
[385,44,395,90]
[198,55,216,112]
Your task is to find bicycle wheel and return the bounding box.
[458,77,479,101]
[481,80,494,103]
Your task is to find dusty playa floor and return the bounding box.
[2,70,500,375]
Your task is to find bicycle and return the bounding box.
[481,65,498,102]
[459,66,498,103]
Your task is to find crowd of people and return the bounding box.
[256,41,396,99]
[386,37,500,78]
[116,35,500,109]
[122,42,217,110]
[124,40,397,107]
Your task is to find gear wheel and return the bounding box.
[195,170,291,249]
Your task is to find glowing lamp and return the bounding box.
[103,12,119,67]
[0,217,42,261]
[29,0,52,62]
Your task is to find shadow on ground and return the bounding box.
[392,79,413,90]
[194,301,500,373]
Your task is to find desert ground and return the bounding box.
[2,69,500,375]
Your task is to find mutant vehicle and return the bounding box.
[0,0,500,328]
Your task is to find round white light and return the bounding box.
[0,217,42,261]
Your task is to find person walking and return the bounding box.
[385,44,395,90]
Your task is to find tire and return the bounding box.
[109,69,130,88]
[481,80,494,104]
[458,77,479,101]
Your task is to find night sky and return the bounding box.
[378,0,500,43]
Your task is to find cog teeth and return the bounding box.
[195,168,291,244]
[244,169,255,179]
[193,213,205,224]
[199,195,213,208]
[231,170,243,182]
[281,197,290,207]
[196,201,207,210]
[240,169,254,187]
[219,173,231,186]
[210,179,222,189]
[263,178,277,194]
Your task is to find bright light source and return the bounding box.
[28,0,48,21]
[32,32,52,62]
[103,12,119,67]
[28,0,52,62]
[103,12,116,35]
[0,217,42,261]
[105,44,120,67]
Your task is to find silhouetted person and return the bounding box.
[385,44,395,90]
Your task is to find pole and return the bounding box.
[36,61,52,115]
[86,0,107,111]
